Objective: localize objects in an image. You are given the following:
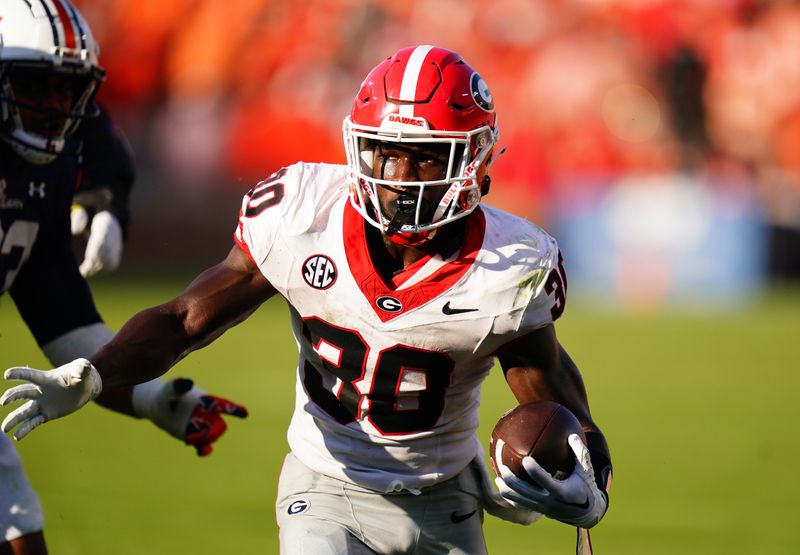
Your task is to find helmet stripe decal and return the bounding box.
[36,0,62,48]
[398,44,434,118]
[63,0,87,50]
[50,0,77,49]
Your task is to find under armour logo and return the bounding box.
[29,182,46,199]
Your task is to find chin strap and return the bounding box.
[479,146,507,197]
[385,195,415,236]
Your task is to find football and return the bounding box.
[489,400,586,481]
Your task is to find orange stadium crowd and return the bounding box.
[73,0,800,278]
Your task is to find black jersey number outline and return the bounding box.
[0,219,40,292]
[244,168,286,217]
[301,316,455,435]
[544,250,568,320]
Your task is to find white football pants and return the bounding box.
[277,452,489,554]
[0,433,44,542]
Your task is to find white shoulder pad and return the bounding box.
[234,162,348,265]
[517,223,566,331]
[480,207,566,333]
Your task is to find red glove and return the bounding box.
[132,377,248,456]
[182,385,248,456]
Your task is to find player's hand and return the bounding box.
[495,434,608,528]
[0,359,103,440]
[132,378,248,456]
[470,455,542,526]
[71,207,123,277]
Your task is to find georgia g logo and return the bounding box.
[376,296,403,313]
[302,255,337,290]
[287,499,310,515]
[470,72,493,112]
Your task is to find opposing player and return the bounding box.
[0,2,246,554]
[1,45,612,553]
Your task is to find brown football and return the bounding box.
[489,400,586,481]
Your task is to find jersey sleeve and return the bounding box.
[517,233,568,332]
[10,217,102,346]
[233,167,289,266]
[233,163,345,267]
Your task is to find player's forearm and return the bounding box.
[89,305,196,388]
[94,384,136,416]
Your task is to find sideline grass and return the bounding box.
[1,274,798,554]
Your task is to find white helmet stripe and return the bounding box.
[398,45,434,118]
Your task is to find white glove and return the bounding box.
[470,455,541,525]
[0,359,103,440]
[70,204,90,235]
[132,377,248,456]
[495,434,608,528]
[72,209,123,277]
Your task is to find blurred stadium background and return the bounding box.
[1,0,800,553]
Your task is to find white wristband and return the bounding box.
[131,379,165,420]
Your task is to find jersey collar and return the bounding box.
[343,202,485,322]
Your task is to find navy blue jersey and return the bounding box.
[0,139,102,346]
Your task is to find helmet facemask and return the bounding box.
[0,61,104,164]
[344,117,497,243]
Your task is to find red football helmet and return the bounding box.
[343,45,498,244]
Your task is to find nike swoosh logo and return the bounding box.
[564,497,591,510]
[442,302,479,315]
[450,509,477,523]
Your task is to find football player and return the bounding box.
[1,45,612,553]
[0,1,246,554]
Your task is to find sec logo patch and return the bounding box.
[302,255,337,290]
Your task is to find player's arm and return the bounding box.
[498,324,606,443]
[71,104,135,277]
[1,245,276,441]
[93,244,276,388]
[494,324,612,528]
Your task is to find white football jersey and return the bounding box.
[234,162,567,493]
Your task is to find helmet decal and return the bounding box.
[396,44,435,117]
[48,0,80,50]
[470,73,494,112]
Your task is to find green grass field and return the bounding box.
[1,273,798,554]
